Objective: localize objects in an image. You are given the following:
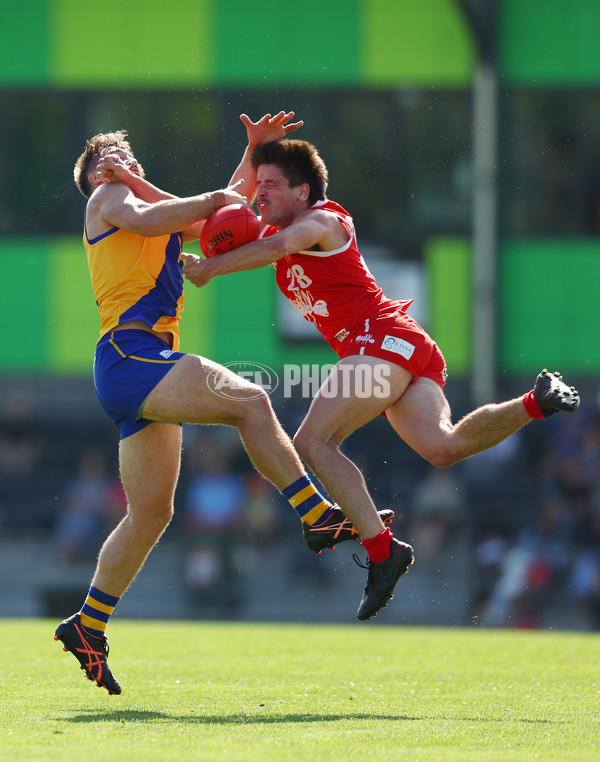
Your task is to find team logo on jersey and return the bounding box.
[289,291,329,320]
[312,300,329,317]
[381,335,415,360]
[159,349,175,359]
[334,328,350,342]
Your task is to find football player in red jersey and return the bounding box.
[181,115,580,621]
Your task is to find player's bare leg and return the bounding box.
[141,354,306,490]
[293,357,579,620]
[144,354,376,551]
[293,357,415,620]
[55,356,311,694]
[293,356,412,540]
[54,421,182,696]
[92,422,182,597]
[386,370,579,468]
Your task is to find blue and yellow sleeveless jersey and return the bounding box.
[84,225,184,350]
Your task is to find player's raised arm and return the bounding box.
[228,111,304,202]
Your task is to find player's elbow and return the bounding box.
[261,239,289,264]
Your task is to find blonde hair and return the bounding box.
[73,130,142,198]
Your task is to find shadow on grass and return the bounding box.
[62,709,564,726]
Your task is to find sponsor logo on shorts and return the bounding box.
[381,335,415,360]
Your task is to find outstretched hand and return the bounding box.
[217,179,252,209]
[181,252,212,288]
[240,111,303,146]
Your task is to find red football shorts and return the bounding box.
[328,303,447,390]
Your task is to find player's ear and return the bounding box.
[298,183,310,202]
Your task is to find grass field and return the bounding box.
[1,619,598,761]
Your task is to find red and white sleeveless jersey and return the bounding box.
[260,199,408,343]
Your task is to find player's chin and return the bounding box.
[257,208,273,225]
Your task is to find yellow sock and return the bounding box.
[282,476,334,525]
[80,586,119,637]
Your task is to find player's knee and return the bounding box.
[156,504,174,529]
[230,386,273,428]
[129,503,173,535]
[421,444,459,469]
[293,427,326,466]
[292,429,309,461]
[252,385,273,411]
[146,507,173,543]
[245,386,275,421]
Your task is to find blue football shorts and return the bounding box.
[93,329,186,439]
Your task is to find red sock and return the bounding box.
[361,526,393,563]
[522,390,544,420]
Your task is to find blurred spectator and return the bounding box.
[0,390,44,477]
[461,428,523,483]
[569,524,600,631]
[180,428,247,604]
[471,527,509,622]
[182,430,246,534]
[48,449,126,564]
[0,390,48,530]
[241,472,279,546]
[409,466,466,565]
[459,429,531,532]
[479,500,572,629]
[578,420,600,496]
[550,408,593,460]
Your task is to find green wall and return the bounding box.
[0,0,473,88]
[7,0,600,88]
[500,240,600,374]
[426,237,600,377]
[426,237,472,376]
[501,0,600,84]
[0,239,50,369]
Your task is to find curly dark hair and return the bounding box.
[250,139,328,206]
[73,130,143,198]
